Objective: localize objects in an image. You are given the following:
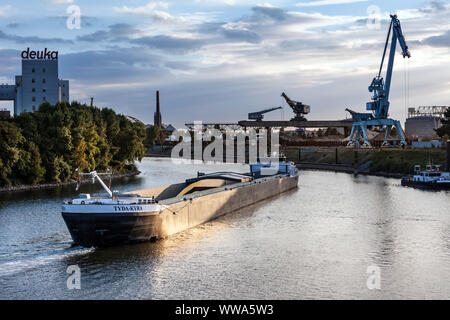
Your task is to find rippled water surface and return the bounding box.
[1,158,450,299]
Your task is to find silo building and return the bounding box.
[0,48,69,115]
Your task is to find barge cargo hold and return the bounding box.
[62,162,299,247]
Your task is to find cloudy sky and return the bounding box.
[0,0,449,127]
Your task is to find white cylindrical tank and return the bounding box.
[405,116,441,139]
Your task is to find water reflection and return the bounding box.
[1,158,450,299]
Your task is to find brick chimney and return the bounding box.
[154,90,162,128]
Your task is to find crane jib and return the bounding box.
[346,14,411,148]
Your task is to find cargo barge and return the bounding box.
[62,162,299,247]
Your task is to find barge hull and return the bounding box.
[63,174,298,247]
[62,213,164,247]
[401,179,450,190]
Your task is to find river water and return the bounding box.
[0,157,450,299]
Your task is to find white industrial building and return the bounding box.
[0,49,69,115]
[405,106,447,140]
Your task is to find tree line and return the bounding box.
[436,107,450,140]
[144,124,169,147]
[0,102,146,187]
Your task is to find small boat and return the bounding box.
[401,164,450,190]
[62,162,299,247]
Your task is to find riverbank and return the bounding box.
[145,152,171,158]
[296,162,404,179]
[286,147,447,178]
[0,170,140,193]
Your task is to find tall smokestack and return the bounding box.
[157,91,160,112]
[154,90,162,128]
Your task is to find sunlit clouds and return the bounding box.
[0,0,449,126]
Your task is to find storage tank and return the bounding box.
[405,116,441,140]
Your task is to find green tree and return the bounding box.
[317,129,324,137]
[113,119,146,171]
[324,127,340,136]
[0,121,45,186]
[436,107,450,138]
[12,140,45,185]
[144,125,168,147]
[0,101,146,187]
[0,121,25,186]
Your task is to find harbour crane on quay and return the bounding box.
[346,14,411,148]
[281,92,311,121]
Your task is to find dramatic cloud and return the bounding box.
[0,30,73,44]
[164,60,193,71]
[7,22,20,28]
[1,1,449,126]
[149,10,181,23]
[0,49,21,64]
[113,2,169,16]
[220,24,261,43]
[191,4,331,46]
[430,0,447,11]
[242,4,320,25]
[45,0,74,3]
[279,38,341,51]
[196,22,225,34]
[77,23,206,53]
[45,15,96,29]
[59,47,168,87]
[0,49,22,83]
[0,5,10,17]
[296,0,368,7]
[77,24,140,42]
[114,3,206,26]
[422,30,450,47]
[131,35,205,53]
[250,5,288,21]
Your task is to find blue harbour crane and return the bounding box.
[346,14,411,148]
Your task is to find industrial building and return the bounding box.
[150,90,176,138]
[0,108,11,118]
[405,106,447,140]
[0,48,69,115]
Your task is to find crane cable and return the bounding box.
[403,58,411,119]
[404,58,407,119]
[407,58,411,115]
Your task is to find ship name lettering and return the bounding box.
[114,206,143,212]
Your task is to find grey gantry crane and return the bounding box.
[281,92,311,121]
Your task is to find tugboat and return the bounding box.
[62,161,299,247]
[401,164,450,190]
